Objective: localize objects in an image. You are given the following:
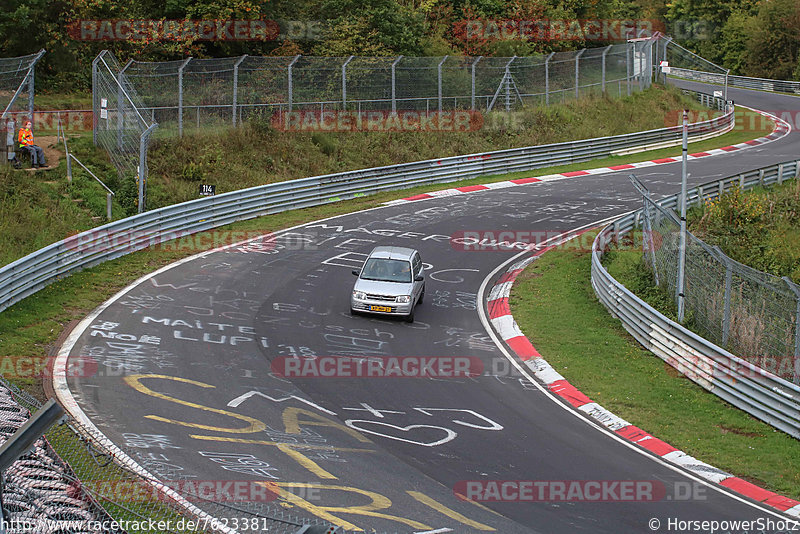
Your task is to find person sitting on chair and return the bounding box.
[18,120,47,168]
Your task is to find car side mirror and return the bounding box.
[415,275,424,282]
[352,270,360,276]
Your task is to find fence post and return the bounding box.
[106,192,112,220]
[342,55,354,110]
[724,69,730,102]
[778,163,785,184]
[545,52,555,106]
[626,43,632,96]
[288,55,300,112]
[783,277,800,385]
[715,247,733,347]
[437,56,448,113]
[471,56,482,110]
[676,110,689,322]
[391,56,402,114]
[117,59,133,152]
[505,56,516,111]
[92,55,99,146]
[177,57,192,137]
[138,123,158,214]
[601,45,612,93]
[27,65,34,123]
[574,49,584,100]
[232,55,246,127]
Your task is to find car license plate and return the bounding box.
[370,305,392,312]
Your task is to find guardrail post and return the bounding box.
[601,46,612,93]
[232,55,246,127]
[391,56,402,114]
[342,55,354,109]
[574,49,585,100]
[778,163,785,184]
[544,52,555,106]
[784,277,800,385]
[288,55,300,112]
[758,168,765,187]
[471,56,482,110]
[177,57,191,137]
[106,192,112,220]
[739,173,745,189]
[437,56,448,113]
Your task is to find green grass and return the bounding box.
[2,86,771,268]
[34,92,93,110]
[689,179,800,283]
[510,243,800,499]
[144,85,711,209]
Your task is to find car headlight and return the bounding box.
[353,291,367,300]
[396,295,411,303]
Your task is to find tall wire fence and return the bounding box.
[93,40,657,212]
[92,51,158,213]
[0,50,45,122]
[1,50,45,167]
[100,41,654,138]
[638,178,800,383]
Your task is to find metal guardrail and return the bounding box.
[0,94,733,313]
[591,160,800,438]
[670,67,800,95]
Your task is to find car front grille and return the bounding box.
[366,294,396,302]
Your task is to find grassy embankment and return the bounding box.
[1,84,766,267]
[509,179,800,500]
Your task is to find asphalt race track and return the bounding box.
[58,81,800,532]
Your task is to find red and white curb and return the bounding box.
[485,243,800,518]
[385,108,790,206]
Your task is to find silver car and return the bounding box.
[351,246,425,322]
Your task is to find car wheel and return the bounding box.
[419,285,425,304]
[350,308,357,316]
[404,308,415,323]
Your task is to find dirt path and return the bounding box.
[17,135,61,171]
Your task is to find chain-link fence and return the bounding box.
[109,42,654,137]
[0,376,345,533]
[0,50,44,122]
[93,41,657,208]
[92,51,158,213]
[1,50,45,167]
[638,180,800,383]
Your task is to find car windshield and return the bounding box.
[360,258,412,283]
